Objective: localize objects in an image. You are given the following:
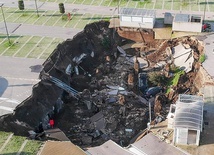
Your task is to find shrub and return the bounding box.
[199,54,206,63]
[18,0,24,11]
[59,3,65,14]
[148,72,168,87]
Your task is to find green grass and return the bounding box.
[39,38,63,59]
[164,1,171,10]
[1,135,26,154]
[166,70,185,93]
[76,13,92,28]
[74,0,84,4]
[66,0,76,3]
[145,1,154,9]
[191,3,199,11]
[173,1,181,10]
[91,0,101,5]
[129,1,138,8]
[20,140,42,155]
[0,132,11,147]
[199,54,206,63]
[88,14,103,24]
[155,0,163,9]
[27,37,51,58]
[14,36,40,57]
[137,1,146,8]
[83,0,93,5]
[120,0,129,7]
[101,0,111,6]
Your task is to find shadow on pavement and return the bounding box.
[0,76,8,97]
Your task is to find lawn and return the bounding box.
[39,38,63,59]
[0,132,11,147]
[1,135,26,154]
[20,140,42,155]
[154,0,163,9]
[14,36,41,57]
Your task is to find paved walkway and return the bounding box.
[201,32,214,78]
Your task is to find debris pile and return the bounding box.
[0,21,205,148]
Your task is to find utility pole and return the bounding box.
[0,4,11,44]
[203,0,207,23]
[35,0,39,16]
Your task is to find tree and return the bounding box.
[59,3,65,14]
[18,0,24,11]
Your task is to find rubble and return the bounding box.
[0,21,206,148]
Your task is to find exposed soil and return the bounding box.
[0,21,205,148]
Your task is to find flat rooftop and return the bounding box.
[120,8,156,17]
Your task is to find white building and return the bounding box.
[168,94,204,146]
[172,14,202,33]
[119,8,156,29]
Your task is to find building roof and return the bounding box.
[174,94,204,131]
[174,14,189,22]
[120,8,155,17]
[44,128,70,141]
[128,133,187,155]
[39,141,86,155]
[86,140,132,155]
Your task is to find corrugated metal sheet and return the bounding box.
[120,8,155,18]
[174,94,204,131]
[86,140,132,155]
[174,14,189,22]
[129,133,187,155]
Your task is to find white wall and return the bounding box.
[172,22,202,32]
[174,128,200,145]
[120,15,154,29]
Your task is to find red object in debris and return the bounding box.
[49,119,54,128]
[202,24,207,30]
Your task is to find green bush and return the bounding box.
[59,3,65,14]
[18,0,24,11]
[148,72,168,87]
[199,54,206,63]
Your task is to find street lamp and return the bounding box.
[0,3,11,44]
[34,0,39,16]
[203,0,207,23]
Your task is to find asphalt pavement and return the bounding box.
[0,56,43,116]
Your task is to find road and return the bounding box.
[0,56,43,116]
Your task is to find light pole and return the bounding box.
[0,4,11,44]
[35,0,39,16]
[203,0,207,23]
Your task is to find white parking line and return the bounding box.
[73,13,85,28]
[0,106,14,112]
[0,35,22,56]
[42,10,57,26]
[3,76,40,82]
[33,10,48,25]
[12,36,34,57]
[25,36,45,58]
[37,37,56,59]
[0,97,20,104]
